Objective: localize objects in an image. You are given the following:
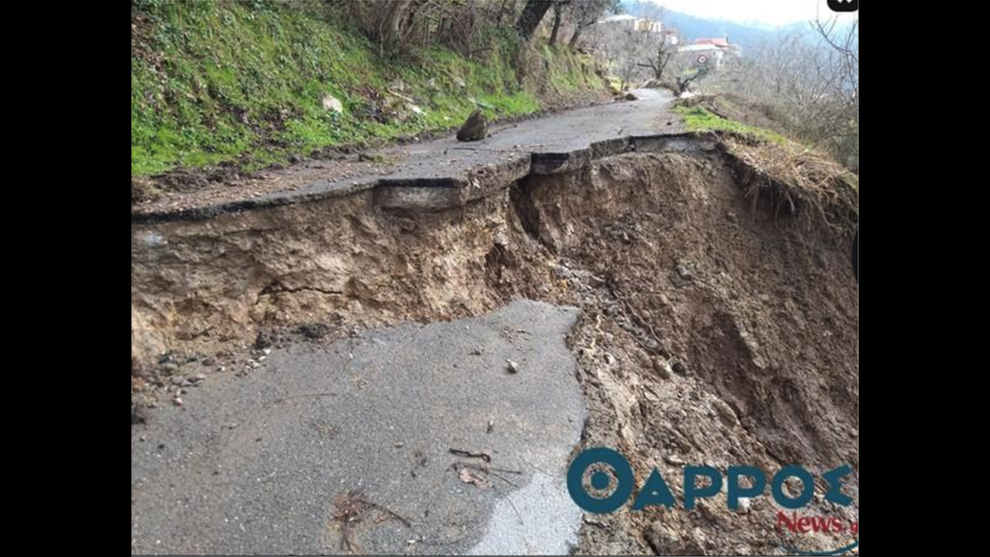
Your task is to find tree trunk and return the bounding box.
[497,0,508,25]
[516,0,553,40]
[568,24,584,48]
[549,4,562,46]
[378,0,414,50]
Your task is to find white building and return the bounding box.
[678,38,741,69]
[598,14,663,34]
[599,14,638,29]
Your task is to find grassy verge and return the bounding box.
[674,105,787,145]
[671,96,857,232]
[131,0,607,178]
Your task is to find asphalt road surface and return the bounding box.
[132,300,587,555]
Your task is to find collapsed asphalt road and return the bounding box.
[132,89,681,221]
[131,83,860,554]
[131,300,586,555]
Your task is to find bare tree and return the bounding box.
[700,14,859,170]
[636,7,673,80]
[672,66,707,95]
[567,0,617,47]
[548,0,571,46]
[496,0,517,25]
[584,15,665,89]
[375,0,416,51]
[516,0,554,40]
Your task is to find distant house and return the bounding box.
[598,14,663,34]
[664,29,680,45]
[599,14,638,29]
[636,19,663,33]
[694,37,730,48]
[677,37,741,69]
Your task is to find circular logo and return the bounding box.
[567,447,635,513]
[698,54,708,64]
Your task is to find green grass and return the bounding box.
[674,105,787,146]
[131,0,604,177]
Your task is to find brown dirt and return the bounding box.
[131,143,858,555]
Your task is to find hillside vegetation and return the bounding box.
[131,0,609,178]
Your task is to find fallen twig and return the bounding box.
[449,448,492,462]
[331,489,411,554]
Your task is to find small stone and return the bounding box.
[173,397,183,407]
[665,454,685,466]
[394,442,405,448]
[644,525,681,555]
[759,294,771,303]
[506,359,519,373]
[676,264,694,281]
[672,361,689,375]
[698,500,719,522]
[713,399,739,427]
[726,211,738,223]
[254,331,274,349]
[298,323,330,339]
[170,376,184,386]
[737,497,752,514]
[457,109,487,142]
[158,362,178,374]
[131,402,149,425]
[258,356,266,362]
[263,348,272,356]
[653,358,673,380]
[471,348,483,356]
[322,94,343,113]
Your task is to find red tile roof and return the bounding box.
[695,38,730,47]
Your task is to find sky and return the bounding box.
[644,0,859,28]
